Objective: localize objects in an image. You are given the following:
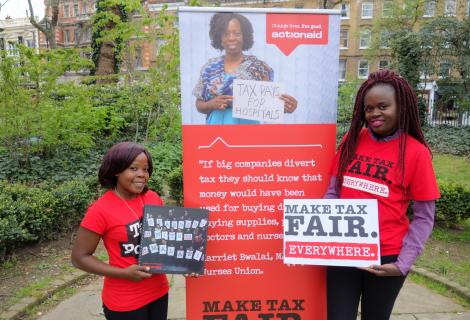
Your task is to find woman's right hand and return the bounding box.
[207,95,233,111]
[196,96,233,114]
[122,265,153,282]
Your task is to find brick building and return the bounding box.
[38,0,94,49]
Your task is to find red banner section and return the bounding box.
[285,241,379,260]
[266,14,329,56]
[183,124,335,319]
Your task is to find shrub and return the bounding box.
[0,178,99,261]
[435,180,470,226]
[147,141,182,198]
[424,126,470,156]
[167,165,183,206]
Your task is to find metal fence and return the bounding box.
[427,108,470,127]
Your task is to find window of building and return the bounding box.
[340,29,349,49]
[0,38,5,51]
[423,0,436,17]
[382,0,393,17]
[361,2,374,19]
[358,60,369,79]
[360,29,371,49]
[73,4,79,16]
[467,0,470,16]
[7,41,19,57]
[339,59,347,81]
[379,60,389,70]
[439,60,452,77]
[26,39,35,48]
[444,0,457,16]
[82,27,92,43]
[64,4,69,17]
[134,45,143,69]
[340,3,350,19]
[64,30,70,44]
[74,29,80,44]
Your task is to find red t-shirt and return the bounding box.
[332,129,440,256]
[81,190,169,311]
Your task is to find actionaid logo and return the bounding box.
[266,14,329,56]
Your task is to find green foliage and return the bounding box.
[147,142,182,198]
[417,96,427,127]
[337,78,360,129]
[420,16,470,115]
[91,0,145,74]
[0,178,99,260]
[389,31,422,89]
[423,126,470,156]
[0,47,108,170]
[436,180,470,227]
[167,165,183,206]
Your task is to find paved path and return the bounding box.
[38,275,470,320]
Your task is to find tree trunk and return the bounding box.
[94,5,123,83]
[27,0,59,49]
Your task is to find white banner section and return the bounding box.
[283,199,380,267]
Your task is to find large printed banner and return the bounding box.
[283,199,380,267]
[179,7,340,319]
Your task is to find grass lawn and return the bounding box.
[414,153,470,297]
[415,223,470,291]
[433,154,470,187]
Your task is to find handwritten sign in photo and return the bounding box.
[283,199,380,267]
[139,205,209,274]
[232,79,284,123]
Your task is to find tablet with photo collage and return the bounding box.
[138,205,209,274]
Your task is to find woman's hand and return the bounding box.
[208,95,233,110]
[122,265,153,282]
[280,94,298,113]
[360,263,403,276]
[196,96,233,114]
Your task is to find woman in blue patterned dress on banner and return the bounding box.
[193,12,298,124]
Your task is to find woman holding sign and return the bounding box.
[324,70,439,320]
[193,12,297,124]
[71,142,169,320]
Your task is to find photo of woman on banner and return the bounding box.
[324,70,440,320]
[193,12,298,124]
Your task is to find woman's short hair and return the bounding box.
[209,12,254,51]
[98,142,153,192]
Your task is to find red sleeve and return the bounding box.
[408,148,440,201]
[80,201,107,235]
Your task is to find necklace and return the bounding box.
[114,189,145,221]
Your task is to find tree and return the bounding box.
[91,0,149,82]
[337,77,360,128]
[28,0,59,49]
[420,16,470,123]
[367,0,427,88]
[0,47,103,168]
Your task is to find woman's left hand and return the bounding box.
[280,94,298,114]
[361,263,402,276]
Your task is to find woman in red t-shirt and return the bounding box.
[324,70,439,320]
[71,142,169,320]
